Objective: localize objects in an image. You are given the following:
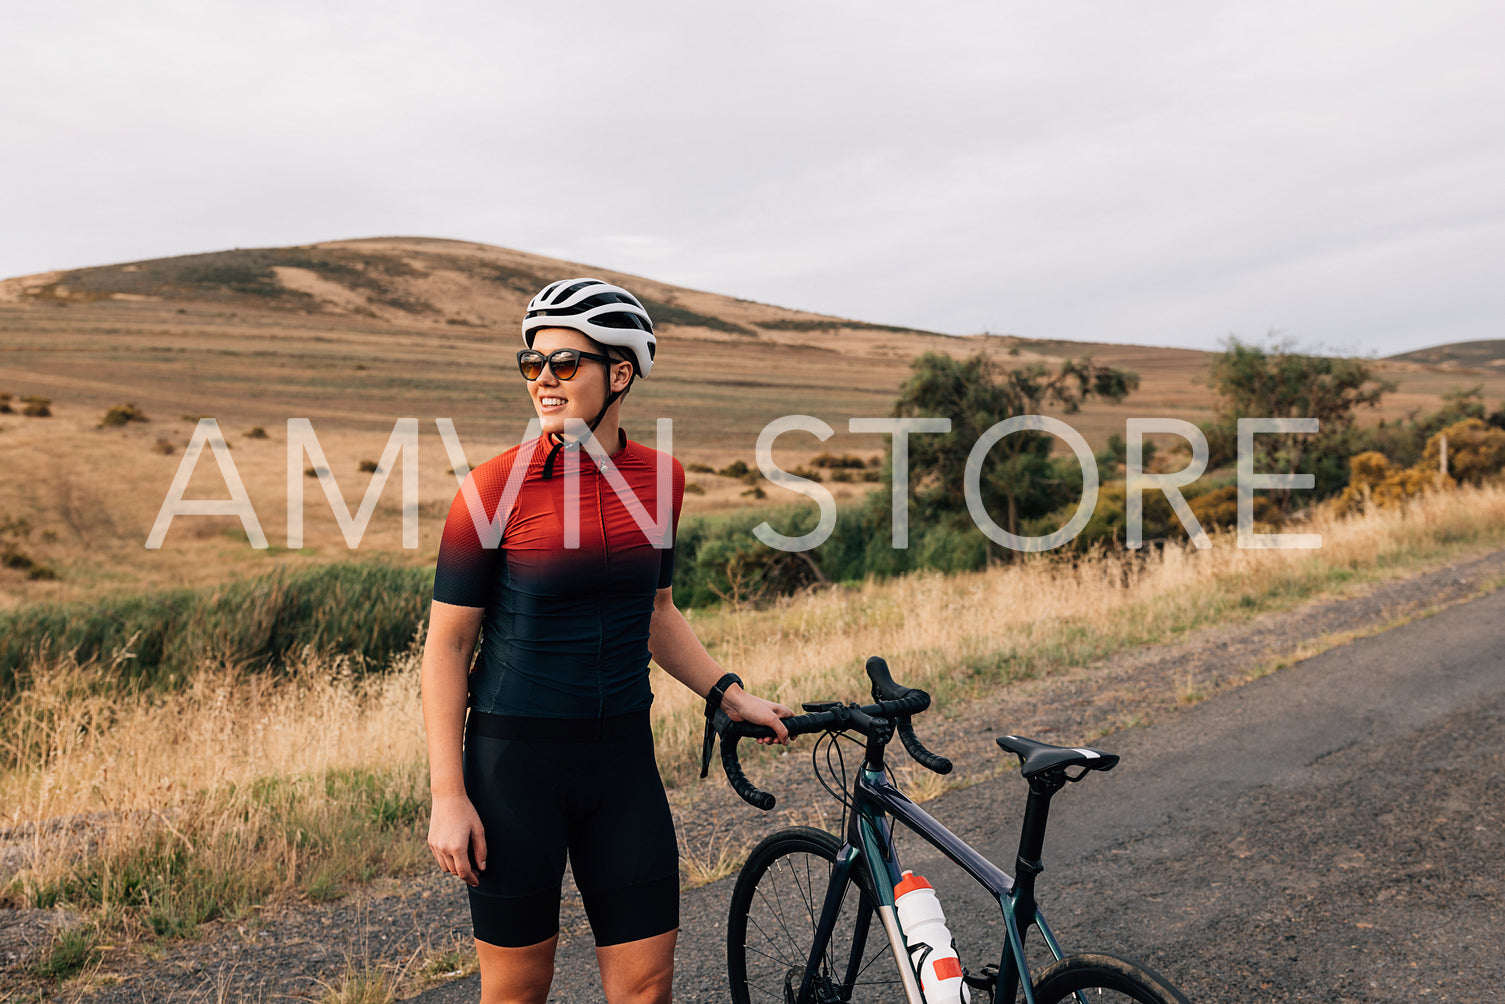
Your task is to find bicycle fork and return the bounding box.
[796,838,927,1004]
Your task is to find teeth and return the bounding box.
[542,397,566,406]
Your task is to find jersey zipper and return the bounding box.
[595,466,608,720]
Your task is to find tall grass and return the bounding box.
[1,645,429,939]
[3,483,1504,947]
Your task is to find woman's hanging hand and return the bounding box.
[428,793,488,886]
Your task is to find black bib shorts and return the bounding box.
[462,709,680,948]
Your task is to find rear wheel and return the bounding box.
[1031,952,1190,1004]
[726,826,907,1004]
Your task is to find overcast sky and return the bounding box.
[3,1,1501,355]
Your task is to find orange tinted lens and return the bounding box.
[548,351,581,380]
[518,352,545,380]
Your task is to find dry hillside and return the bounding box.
[2,237,1502,607]
[1387,339,1505,372]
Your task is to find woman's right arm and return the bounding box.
[422,599,487,885]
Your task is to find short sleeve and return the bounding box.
[432,451,520,607]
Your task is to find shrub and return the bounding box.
[684,482,705,495]
[811,452,869,469]
[21,396,51,418]
[685,462,715,474]
[717,460,751,479]
[99,402,149,427]
[245,426,269,439]
[1186,486,1278,529]
[358,459,380,473]
[1423,418,1505,485]
[153,437,176,455]
[1332,452,1432,513]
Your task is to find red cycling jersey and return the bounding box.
[432,430,685,718]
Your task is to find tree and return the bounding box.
[892,350,1138,545]
[1203,336,1394,503]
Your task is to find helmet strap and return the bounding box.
[540,366,631,480]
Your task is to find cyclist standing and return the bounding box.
[421,278,793,1004]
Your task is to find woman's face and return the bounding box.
[525,326,631,436]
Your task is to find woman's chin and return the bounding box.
[535,412,580,437]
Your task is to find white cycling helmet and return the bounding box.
[522,278,656,377]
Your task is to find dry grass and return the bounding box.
[0,644,429,940]
[315,961,399,1004]
[4,482,1505,952]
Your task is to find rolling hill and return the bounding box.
[0,236,950,345]
[2,237,1503,607]
[1387,340,1505,372]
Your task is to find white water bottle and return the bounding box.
[894,870,970,1003]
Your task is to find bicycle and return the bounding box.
[713,656,1190,1004]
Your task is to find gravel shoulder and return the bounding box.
[7,546,1505,1003]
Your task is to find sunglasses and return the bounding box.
[516,348,620,381]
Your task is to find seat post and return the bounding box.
[1012,770,1068,924]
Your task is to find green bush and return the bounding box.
[671,494,1002,609]
[0,562,431,697]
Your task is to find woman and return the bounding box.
[422,278,793,1004]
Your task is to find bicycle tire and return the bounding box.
[727,826,907,1004]
[1031,952,1190,1004]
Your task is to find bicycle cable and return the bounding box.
[814,730,852,835]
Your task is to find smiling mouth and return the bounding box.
[540,397,567,407]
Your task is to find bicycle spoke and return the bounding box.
[754,862,812,961]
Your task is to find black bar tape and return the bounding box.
[719,735,776,810]
[897,717,953,775]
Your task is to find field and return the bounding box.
[5,238,1505,991]
[5,479,1505,985]
[4,236,1503,609]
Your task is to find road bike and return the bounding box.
[713,657,1190,1004]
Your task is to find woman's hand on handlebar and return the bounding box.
[722,685,795,745]
[428,793,487,886]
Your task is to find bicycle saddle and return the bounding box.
[996,735,1119,778]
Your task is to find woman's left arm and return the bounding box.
[648,586,794,743]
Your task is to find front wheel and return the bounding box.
[726,826,907,1004]
[1030,952,1190,1004]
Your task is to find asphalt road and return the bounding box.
[417,584,1505,1003]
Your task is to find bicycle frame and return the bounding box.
[796,762,1068,1004]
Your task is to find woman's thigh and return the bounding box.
[565,731,680,946]
[464,735,570,947]
[596,928,676,1004]
[476,933,558,1004]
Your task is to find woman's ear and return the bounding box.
[612,360,634,392]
